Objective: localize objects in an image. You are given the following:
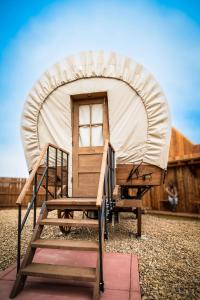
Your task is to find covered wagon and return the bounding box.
[21,50,170,199]
[11,51,171,299]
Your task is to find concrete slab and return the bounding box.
[130,291,142,300]
[130,255,140,292]
[0,250,141,300]
[104,252,131,291]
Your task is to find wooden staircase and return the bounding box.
[10,198,100,299]
[10,141,115,299]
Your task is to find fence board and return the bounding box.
[0,177,45,207]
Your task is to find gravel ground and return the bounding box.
[0,208,200,300]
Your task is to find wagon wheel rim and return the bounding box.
[57,209,74,235]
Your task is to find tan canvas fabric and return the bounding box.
[21,51,171,178]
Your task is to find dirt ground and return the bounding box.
[0,208,199,300]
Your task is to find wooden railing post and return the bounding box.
[61,151,63,197]
[98,205,104,291]
[45,146,49,202]
[66,153,69,197]
[54,148,58,199]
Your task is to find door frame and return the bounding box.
[71,91,110,197]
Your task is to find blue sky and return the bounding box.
[0,0,200,176]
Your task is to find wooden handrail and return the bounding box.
[16,143,69,205]
[96,140,115,207]
[16,144,49,205]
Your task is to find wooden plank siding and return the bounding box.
[141,127,199,213]
[142,161,200,213]
[0,177,45,207]
[169,127,195,159]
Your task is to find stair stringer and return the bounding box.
[10,202,48,298]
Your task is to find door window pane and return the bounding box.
[79,126,90,147]
[91,104,103,124]
[91,125,103,146]
[79,105,90,125]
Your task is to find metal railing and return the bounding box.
[16,144,69,272]
[96,140,115,291]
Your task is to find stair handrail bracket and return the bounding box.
[16,143,69,273]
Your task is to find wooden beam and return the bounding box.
[116,199,142,208]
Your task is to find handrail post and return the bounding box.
[104,196,108,240]
[17,205,22,274]
[107,151,111,213]
[113,150,115,188]
[66,153,69,197]
[45,146,49,201]
[111,149,115,206]
[61,150,63,197]
[108,147,111,210]
[33,173,37,228]
[110,149,115,206]
[54,148,58,199]
[98,204,104,292]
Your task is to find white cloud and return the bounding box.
[0,0,200,176]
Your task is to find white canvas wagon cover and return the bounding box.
[21,51,171,172]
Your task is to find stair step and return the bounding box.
[31,239,99,251]
[46,198,97,208]
[21,263,96,282]
[39,218,98,228]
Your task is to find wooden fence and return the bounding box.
[0,177,45,207]
[169,128,194,159]
[143,155,200,213]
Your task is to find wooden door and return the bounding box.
[72,93,109,197]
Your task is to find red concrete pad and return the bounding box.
[130,291,141,300]
[103,252,131,291]
[130,255,140,292]
[0,280,14,300]
[0,250,141,300]
[102,289,129,300]
[0,280,93,300]
[0,264,17,281]
[0,267,16,281]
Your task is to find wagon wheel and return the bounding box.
[57,209,74,235]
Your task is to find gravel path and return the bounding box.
[0,208,199,299]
